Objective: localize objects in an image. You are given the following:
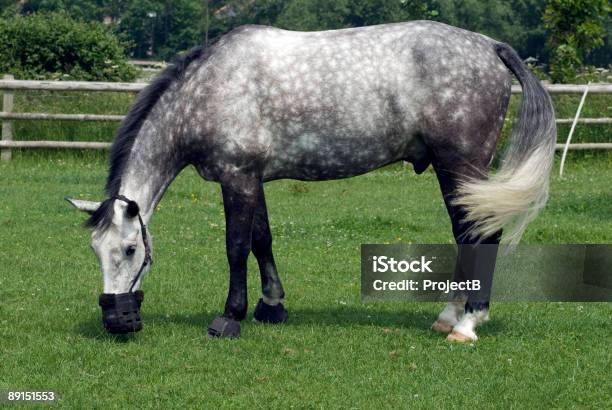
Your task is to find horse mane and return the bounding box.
[86,45,205,228]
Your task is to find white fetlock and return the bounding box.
[432,301,464,333]
[447,328,477,342]
[446,310,489,342]
[448,320,479,342]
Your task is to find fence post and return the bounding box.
[1,74,14,161]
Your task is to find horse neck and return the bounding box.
[117,118,184,223]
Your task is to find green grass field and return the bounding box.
[1,149,611,408]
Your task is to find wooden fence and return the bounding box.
[1,75,611,161]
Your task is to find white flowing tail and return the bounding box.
[452,43,557,245]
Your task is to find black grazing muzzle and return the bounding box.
[97,195,152,334]
[99,291,144,334]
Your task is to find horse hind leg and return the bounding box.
[431,212,470,334]
[433,161,502,342]
[251,184,288,324]
[445,241,498,342]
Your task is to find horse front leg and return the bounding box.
[207,173,259,338]
[251,184,288,324]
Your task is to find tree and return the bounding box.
[273,0,349,31]
[543,0,610,82]
[19,0,105,20]
[212,0,431,33]
[116,0,205,59]
[427,0,549,62]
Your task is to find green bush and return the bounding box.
[0,12,137,81]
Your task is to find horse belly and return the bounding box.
[263,132,417,181]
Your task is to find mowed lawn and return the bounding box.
[0,151,610,408]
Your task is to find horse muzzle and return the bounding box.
[98,291,144,334]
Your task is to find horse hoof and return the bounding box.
[431,319,454,334]
[253,298,288,324]
[446,330,477,343]
[207,316,241,338]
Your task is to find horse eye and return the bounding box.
[125,246,136,256]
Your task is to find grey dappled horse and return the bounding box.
[67,21,556,341]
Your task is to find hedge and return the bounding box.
[0,12,136,81]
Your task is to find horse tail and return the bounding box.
[452,42,557,245]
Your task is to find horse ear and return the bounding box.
[125,201,140,219]
[65,197,101,215]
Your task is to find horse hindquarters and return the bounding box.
[425,65,510,342]
[429,43,556,341]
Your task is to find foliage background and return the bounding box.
[3,0,609,72]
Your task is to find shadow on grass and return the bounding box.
[278,306,506,337]
[74,311,216,342]
[75,306,506,341]
[74,316,153,343]
[283,306,432,329]
[74,315,144,343]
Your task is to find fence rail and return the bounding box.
[0,140,110,149]
[1,77,611,160]
[0,79,144,92]
[0,112,124,121]
[511,84,612,94]
[2,111,609,125]
[3,140,611,151]
[2,79,612,94]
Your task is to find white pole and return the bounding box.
[559,82,590,177]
